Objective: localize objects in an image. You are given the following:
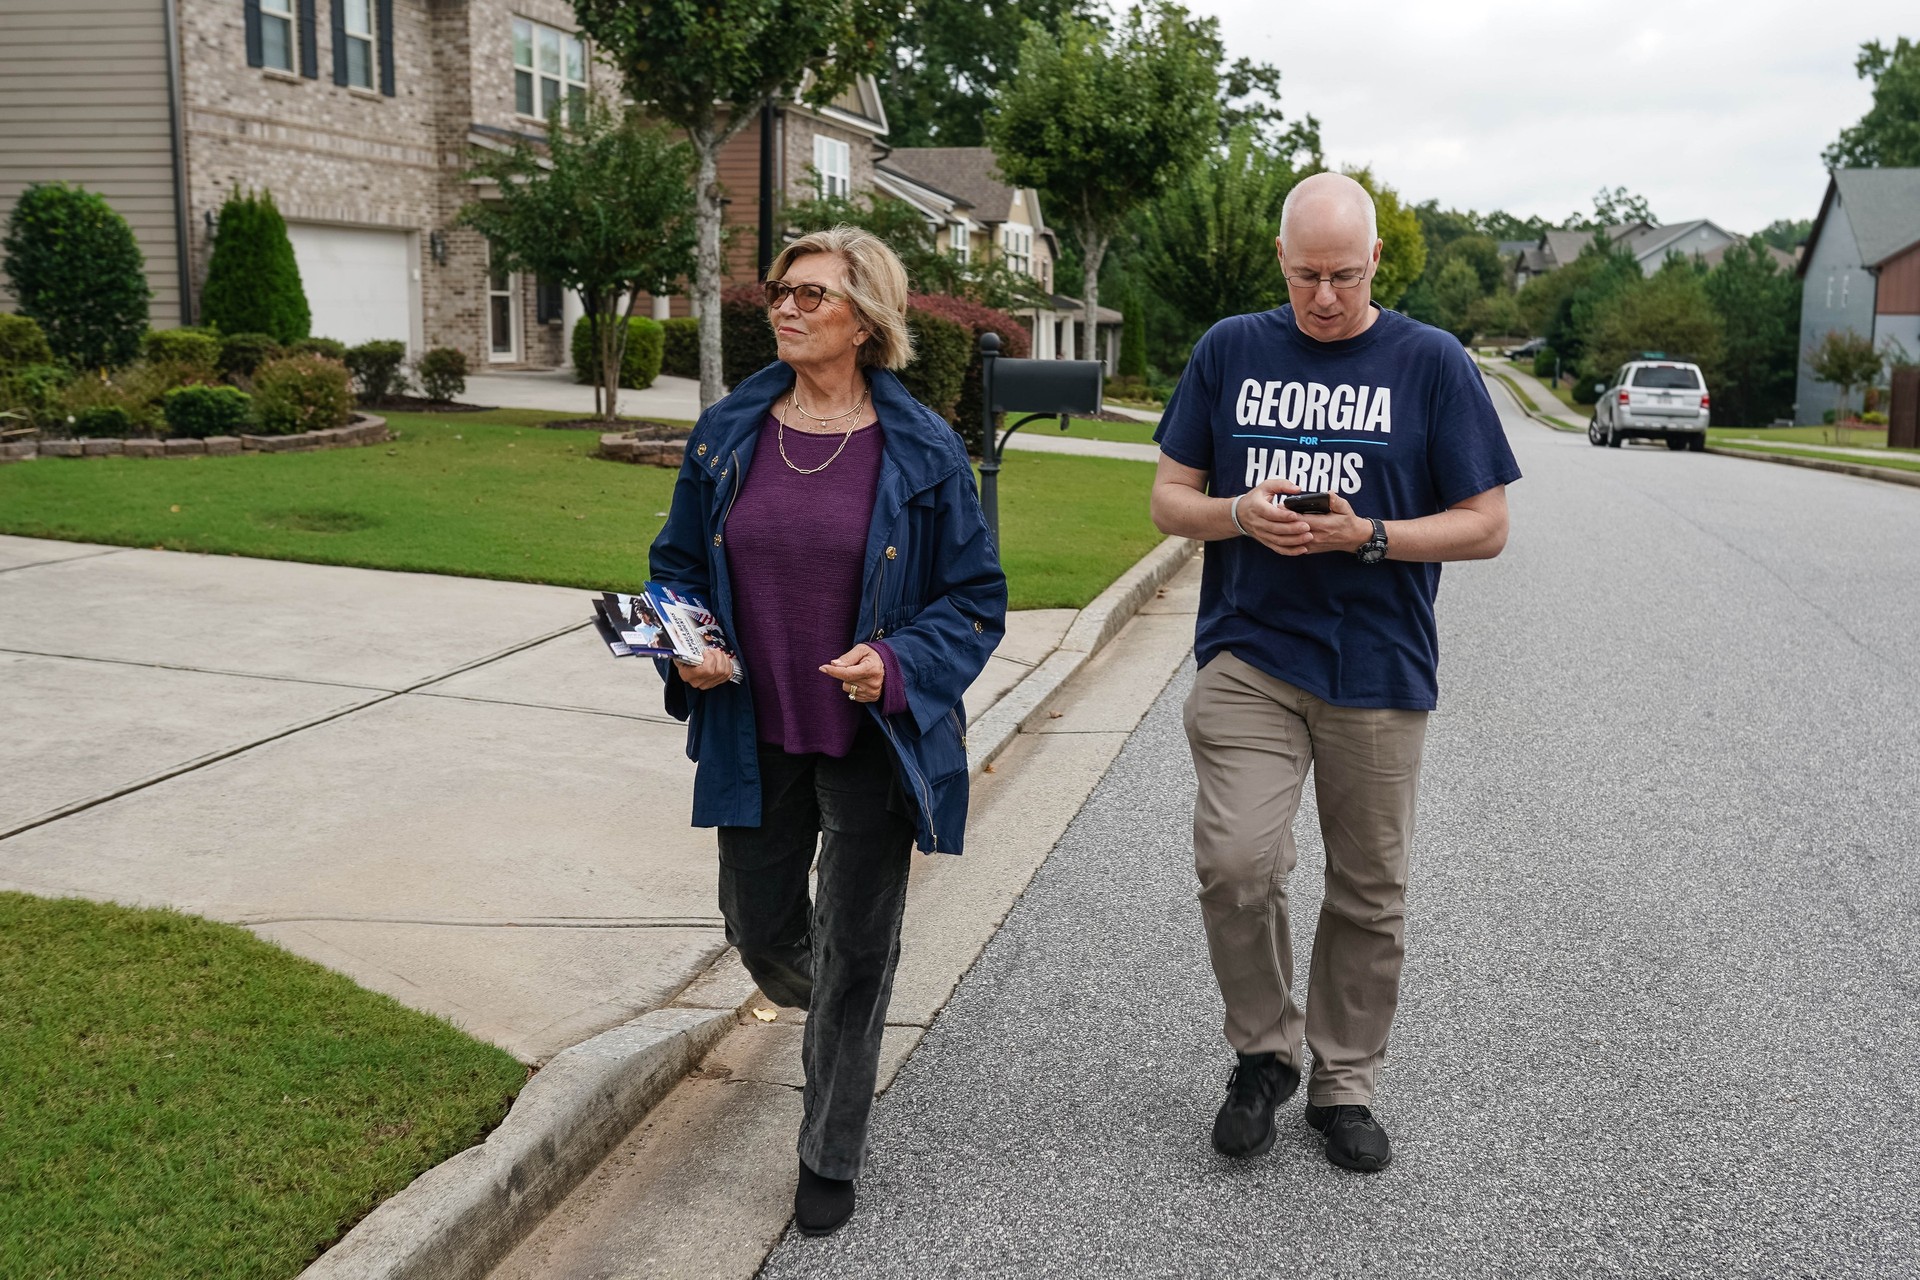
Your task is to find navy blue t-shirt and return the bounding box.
[1154,304,1521,710]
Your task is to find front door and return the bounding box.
[488,247,519,363]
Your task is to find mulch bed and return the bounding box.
[366,396,496,413]
[543,418,690,438]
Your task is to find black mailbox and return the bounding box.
[976,332,1107,543]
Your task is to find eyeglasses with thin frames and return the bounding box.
[763,280,848,312]
[1283,266,1372,291]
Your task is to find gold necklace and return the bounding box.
[778,394,856,475]
[791,386,870,424]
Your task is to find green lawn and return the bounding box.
[0,409,1161,611]
[1708,441,1920,476]
[1710,425,1901,450]
[1005,414,1159,446]
[0,893,526,1280]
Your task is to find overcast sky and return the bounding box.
[1185,0,1910,236]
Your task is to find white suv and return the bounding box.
[1588,360,1710,451]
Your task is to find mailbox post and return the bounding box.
[976,331,1105,545]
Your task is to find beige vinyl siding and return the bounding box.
[0,0,184,325]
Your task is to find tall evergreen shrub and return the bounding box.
[200,190,311,343]
[2,182,151,369]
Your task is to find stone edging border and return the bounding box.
[300,531,1200,1280]
[1705,445,1920,490]
[596,433,686,466]
[0,415,390,462]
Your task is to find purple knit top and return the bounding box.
[724,414,907,756]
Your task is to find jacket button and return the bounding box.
[973,619,984,633]
[873,629,885,639]
[713,534,723,545]
[696,443,708,456]
[885,546,897,559]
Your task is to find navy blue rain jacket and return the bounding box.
[648,361,1008,855]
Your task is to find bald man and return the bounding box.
[1151,173,1522,1172]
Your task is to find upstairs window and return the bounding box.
[342,0,374,88]
[949,222,969,264]
[813,135,851,199]
[513,18,586,124]
[260,0,295,70]
[1003,228,1030,276]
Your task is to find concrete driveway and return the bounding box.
[0,534,1067,1063]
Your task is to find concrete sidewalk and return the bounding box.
[0,533,1074,1064]
[465,369,703,422]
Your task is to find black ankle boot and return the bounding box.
[794,1158,856,1236]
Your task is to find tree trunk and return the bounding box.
[692,123,726,411]
[1078,225,1110,371]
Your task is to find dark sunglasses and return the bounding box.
[763,280,848,312]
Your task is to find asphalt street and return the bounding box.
[759,384,1920,1278]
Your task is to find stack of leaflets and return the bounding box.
[593,583,743,684]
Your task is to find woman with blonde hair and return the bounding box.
[649,226,1006,1235]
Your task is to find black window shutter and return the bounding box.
[330,0,347,85]
[244,0,263,67]
[536,280,562,324]
[376,0,394,95]
[297,0,318,78]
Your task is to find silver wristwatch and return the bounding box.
[1356,516,1388,565]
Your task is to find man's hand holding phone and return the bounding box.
[1235,477,1369,556]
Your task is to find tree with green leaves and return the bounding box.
[569,0,900,408]
[1427,258,1483,344]
[1757,218,1812,252]
[879,0,1095,147]
[1566,185,1657,230]
[1135,125,1295,336]
[1338,167,1425,310]
[988,1,1218,361]
[201,189,310,343]
[461,97,697,422]
[1544,232,1644,369]
[1805,329,1883,430]
[1703,236,1800,427]
[2,182,151,370]
[1823,37,1920,169]
[1583,258,1724,391]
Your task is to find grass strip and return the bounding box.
[0,411,1160,611]
[1709,444,1920,477]
[0,893,526,1280]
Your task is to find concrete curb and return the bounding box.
[303,998,746,1280]
[1706,445,1920,490]
[1476,361,1582,433]
[966,534,1198,776]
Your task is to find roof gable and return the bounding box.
[882,147,1028,225]
[1831,168,1920,266]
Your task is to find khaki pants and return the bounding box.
[1183,650,1428,1106]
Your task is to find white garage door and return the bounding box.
[286,224,415,350]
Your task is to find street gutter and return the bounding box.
[1703,445,1920,490]
[299,533,1200,1280]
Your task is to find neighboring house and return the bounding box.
[878,146,1124,369]
[1511,219,1739,289]
[0,0,887,372]
[1794,167,1920,423]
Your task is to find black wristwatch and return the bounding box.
[1356,516,1388,565]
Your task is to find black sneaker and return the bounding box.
[1304,1102,1393,1172]
[793,1159,856,1236]
[1210,1052,1300,1158]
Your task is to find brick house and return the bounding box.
[876,146,1124,370]
[0,0,888,371]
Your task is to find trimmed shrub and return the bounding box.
[1571,368,1603,406]
[290,336,349,361]
[1,182,151,369]
[200,189,310,343]
[1862,410,1889,426]
[72,404,135,438]
[571,316,665,390]
[897,306,970,421]
[218,332,283,382]
[660,316,699,379]
[344,340,409,403]
[144,327,221,371]
[1118,289,1148,379]
[163,384,253,438]
[908,293,1030,455]
[416,346,468,402]
[721,284,780,387]
[0,313,54,369]
[1531,346,1556,380]
[253,355,353,434]
[0,362,68,427]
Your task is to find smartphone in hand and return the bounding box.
[1277,491,1332,515]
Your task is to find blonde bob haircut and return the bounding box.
[767,225,915,371]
